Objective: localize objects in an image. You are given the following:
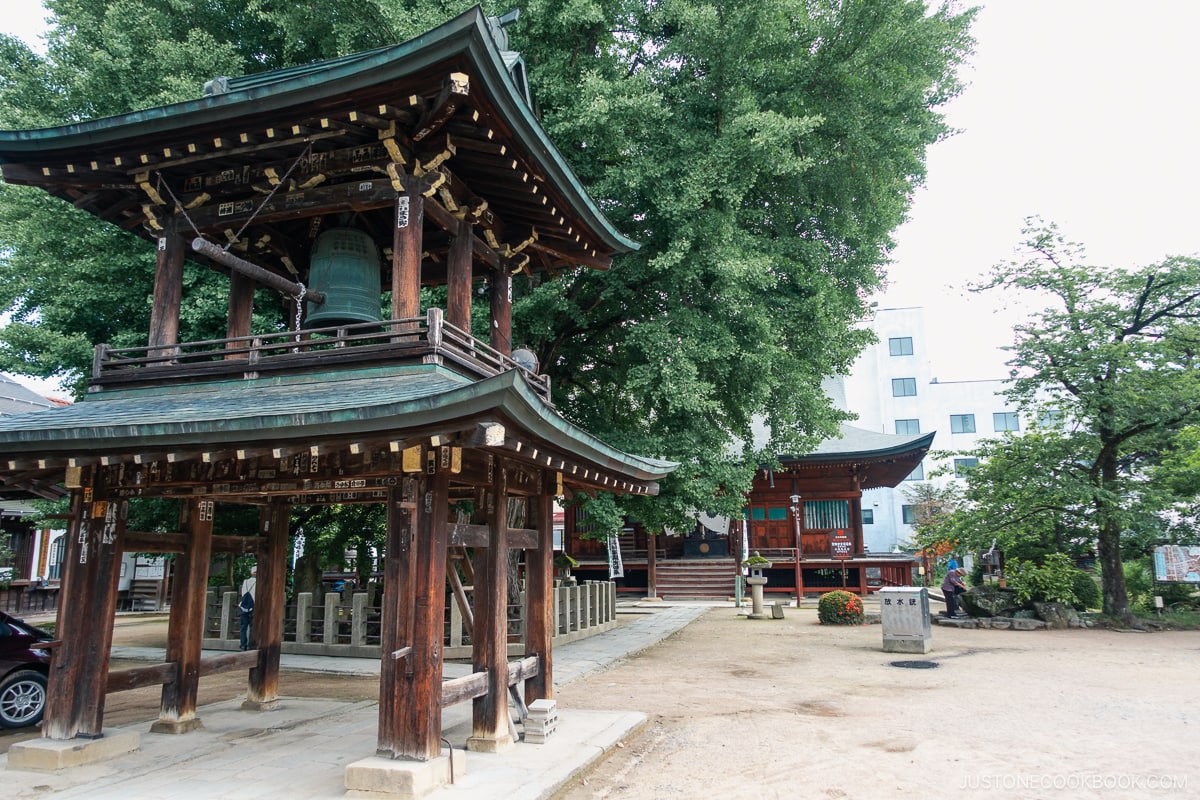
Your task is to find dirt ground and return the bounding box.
[549,608,1200,800]
[4,611,1198,799]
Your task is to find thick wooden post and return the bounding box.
[468,462,511,752]
[225,270,254,358]
[149,225,185,352]
[446,219,473,331]
[489,268,512,356]
[394,452,449,761]
[247,502,289,708]
[525,472,555,703]
[43,472,126,739]
[647,531,658,599]
[153,498,214,733]
[378,479,417,754]
[392,189,424,323]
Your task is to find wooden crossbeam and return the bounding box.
[412,72,470,142]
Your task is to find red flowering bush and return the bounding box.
[818,590,864,625]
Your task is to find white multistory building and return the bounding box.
[825,306,1019,553]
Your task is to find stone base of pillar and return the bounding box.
[7,729,140,771]
[466,733,516,754]
[240,698,281,712]
[344,750,466,798]
[149,718,204,735]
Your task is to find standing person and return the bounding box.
[941,560,967,618]
[239,565,257,651]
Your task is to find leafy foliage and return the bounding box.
[948,219,1200,623]
[1005,553,1079,607]
[0,1,975,542]
[817,589,863,625]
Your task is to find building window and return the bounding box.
[803,500,850,529]
[895,418,920,435]
[950,414,976,434]
[892,378,917,397]
[862,509,874,525]
[903,463,925,481]
[954,457,980,478]
[889,337,914,356]
[901,505,916,525]
[1038,409,1062,428]
[47,535,65,581]
[993,412,1020,432]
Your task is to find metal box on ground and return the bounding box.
[879,586,932,654]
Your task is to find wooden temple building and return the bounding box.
[568,425,933,598]
[0,8,675,789]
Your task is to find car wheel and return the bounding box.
[0,670,48,728]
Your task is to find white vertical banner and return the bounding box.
[741,520,749,573]
[607,533,624,579]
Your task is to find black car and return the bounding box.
[0,611,53,728]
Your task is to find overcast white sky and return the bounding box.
[2,1,1199,394]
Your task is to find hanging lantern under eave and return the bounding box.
[305,228,382,328]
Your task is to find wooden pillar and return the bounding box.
[468,462,512,752]
[647,531,658,599]
[793,508,804,602]
[446,219,473,332]
[153,498,214,733]
[246,502,289,708]
[524,472,555,703]
[43,472,126,739]
[393,451,450,761]
[489,268,512,356]
[224,270,254,359]
[378,479,417,755]
[391,189,424,323]
[149,224,185,352]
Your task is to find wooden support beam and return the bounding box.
[446,218,473,332]
[392,187,424,323]
[378,481,416,756]
[393,459,449,760]
[441,656,539,708]
[149,225,186,351]
[154,497,214,733]
[43,478,127,739]
[525,472,556,703]
[247,502,289,707]
[468,462,511,751]
[412,72,470,142]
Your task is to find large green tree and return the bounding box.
[953,220,1200,622]
[0,0,975,533]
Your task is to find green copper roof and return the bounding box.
[0,364,676,482]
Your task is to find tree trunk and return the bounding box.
[1096,449,1134,624]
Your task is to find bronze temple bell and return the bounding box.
[305,228,382,328]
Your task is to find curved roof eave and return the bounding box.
[777,426,935,464]
[0,6,637,255]
[0,366,677,483]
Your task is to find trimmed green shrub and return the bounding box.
[818,590,864,625]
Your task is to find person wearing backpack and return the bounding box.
[239,565,257,651]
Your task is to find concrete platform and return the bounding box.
[1,602,710,800]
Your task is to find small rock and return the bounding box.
[1011,617,1046,631]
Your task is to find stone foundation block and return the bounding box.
[7,730,140,771]
[344,750,466,798]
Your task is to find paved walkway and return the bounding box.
[5,602,714,800]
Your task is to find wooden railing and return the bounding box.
[90,307,552,403]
